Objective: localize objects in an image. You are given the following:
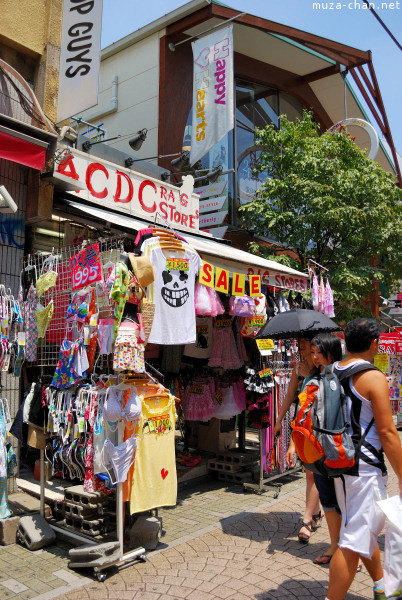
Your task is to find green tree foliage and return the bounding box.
[240,111,402,320]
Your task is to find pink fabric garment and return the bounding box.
[311,273,319,310]
[318,275,326,313]
[324,279,335,317]
[134,228,153,246]
[195,283,225,317]
[208,325,243,370]
[232,379,247,412]
[182,381,216,421]
[207,287,225,316]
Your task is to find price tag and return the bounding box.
[259,368,272,378]
[17,332,26,346]
[69,243,103,291]
[216,319,232,328]
[148,415,171,433]
[166,258,189,271]
[247,316,265,327]
[190,384,204,394]
[256,339,274,351]
[214,390,223,405]
[196,325,208,334]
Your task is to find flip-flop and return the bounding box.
[313,554,332,565]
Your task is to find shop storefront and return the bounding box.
[0,139,315,557]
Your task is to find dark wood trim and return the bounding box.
[166,3,371,68]
[301,64,340,84]
[210,4,370,65]
[366,62,401,185]
[357,64,376,98]
[349,69,386,135]
[166,5,213,37]
[158,36,166,161]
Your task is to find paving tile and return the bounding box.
[1,578,29,593]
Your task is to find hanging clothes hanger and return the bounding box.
[102,249,115,270]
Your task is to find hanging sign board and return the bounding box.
[202,226,228,239]
[190,24,234,166]
[55,146,200,232]
[199,195,227,214]
[328,118,379,160]
[57,0,103,123]
[195,180,227,199]
[198,259,307,293]
[199,211,227,227]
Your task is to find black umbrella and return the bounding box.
[256,308,342,340]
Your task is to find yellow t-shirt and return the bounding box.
[130,393,177,514]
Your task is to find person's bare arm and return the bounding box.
[357,370,402,494]
[274,365,298,437]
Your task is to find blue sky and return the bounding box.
[101,0,402,155]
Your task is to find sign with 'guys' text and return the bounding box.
[57,0,103,122]
[55,145,200,232]
[190,25,234,166]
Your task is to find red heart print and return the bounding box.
[161,469,168,480]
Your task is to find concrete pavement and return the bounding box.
[1,442,400,600]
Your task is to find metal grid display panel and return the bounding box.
[23,235,125,369]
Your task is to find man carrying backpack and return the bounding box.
[326,318,402,600]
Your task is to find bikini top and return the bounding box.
[66,294,89,323]
[36,271,58,298]
[103,387,142,424]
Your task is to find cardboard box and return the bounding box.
[197,418,236,453]
[27,425,47,450]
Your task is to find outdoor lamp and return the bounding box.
[207,165,223,184]
[171,151,190,170]
[161,171,171,181]
[128,128,148,151]
[82,128,148,153]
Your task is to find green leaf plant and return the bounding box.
[239,111,402,322]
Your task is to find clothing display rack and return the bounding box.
[243,359,300,495]
[21,236,147,579]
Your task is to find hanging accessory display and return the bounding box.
[229,295,255,317]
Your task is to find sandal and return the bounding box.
[313,554,332,565]
[298,521,314,543]
[312,510,323,531]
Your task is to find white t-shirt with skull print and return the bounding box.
[147,246,202,345]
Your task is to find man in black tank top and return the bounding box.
[326,319,402,600]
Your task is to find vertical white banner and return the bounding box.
[57,0,103,123]
[190,24,234,166]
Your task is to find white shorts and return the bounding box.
[334,471,388,558]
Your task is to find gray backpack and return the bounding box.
[292,363,382,477]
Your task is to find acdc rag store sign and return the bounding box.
[55,147,200,232]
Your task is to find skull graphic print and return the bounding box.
[147,246,202,345]
[161,270,189,308]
